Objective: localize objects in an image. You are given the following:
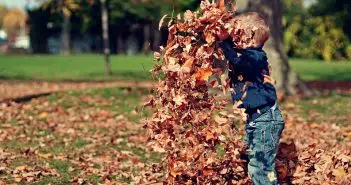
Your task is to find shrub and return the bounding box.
[284,15,351,61]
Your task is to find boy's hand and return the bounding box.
[233,100,247,122]
[263,75,276,85]
[234,100,243,109]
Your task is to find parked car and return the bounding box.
[14,35,30,50]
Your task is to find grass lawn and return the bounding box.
[290,58,351,81]
[0,55,350,81]
[0,55,154,81]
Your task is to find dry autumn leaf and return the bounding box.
[193,68,213,81]
[159,14,168,30]
[181,57,195,73]
[332,167,347,180]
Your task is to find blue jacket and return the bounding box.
[219,39,277,122]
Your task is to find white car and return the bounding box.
[14,35,30,49]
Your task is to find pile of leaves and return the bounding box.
[275,106,351,184]
[275,142,351,184]
[293,145,351,184]
[144,1,251,184]
[143,0,351,184]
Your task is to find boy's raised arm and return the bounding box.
[218,39,241,66]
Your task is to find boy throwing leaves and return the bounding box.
[217,11,285,185]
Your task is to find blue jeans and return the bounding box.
[244,104,285,185]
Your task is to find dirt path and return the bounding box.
[305,81,351,92]
[0,80,155,102]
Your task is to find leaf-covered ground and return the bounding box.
[0,88,157,184]
[0,88,350,184]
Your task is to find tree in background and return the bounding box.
[283,0,351,61]
[282,0,306,27]
[309,0,351,39]
[0,4,7,29]
[41,0,79,55]
[107,0,163,54]
[106,0,198,53]
[101,0,112,75]
[309,0,351,60]
[27,7,50,53]
[282,0,306,56]
[28,0,199,55]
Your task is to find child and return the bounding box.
[217,12,285,185]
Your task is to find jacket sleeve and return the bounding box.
[218,39,241,66]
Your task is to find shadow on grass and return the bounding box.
[0,74,30,81]
[85,71,152,81]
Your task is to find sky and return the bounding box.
[0,0,40,9]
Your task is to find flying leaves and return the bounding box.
[144,0,351,184]
[145,1,251,184]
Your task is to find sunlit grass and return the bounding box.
[0,55,350,81]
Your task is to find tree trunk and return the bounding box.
[101,0,112,76]
[245,0,312,96]
[58,0,70,55]
[117,33,125,54]
[152,25,161,51]
[61,11,70,55]
[142,23,151,54]
[58,0,71,55]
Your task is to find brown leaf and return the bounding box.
[184,10,194,22]
[38,153,53,159]
[181,57,195,73]
[37,112,48,119]
[193,68,213,81]
[332,167,347,180]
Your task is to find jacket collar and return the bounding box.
[245,45,264,51]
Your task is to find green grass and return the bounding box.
[289,58,351,81]
[294,93,351,126]
[72,139,89,148]
[0,55,350,81]
[0,55,153,81]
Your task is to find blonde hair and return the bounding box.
[233,12,270,47]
